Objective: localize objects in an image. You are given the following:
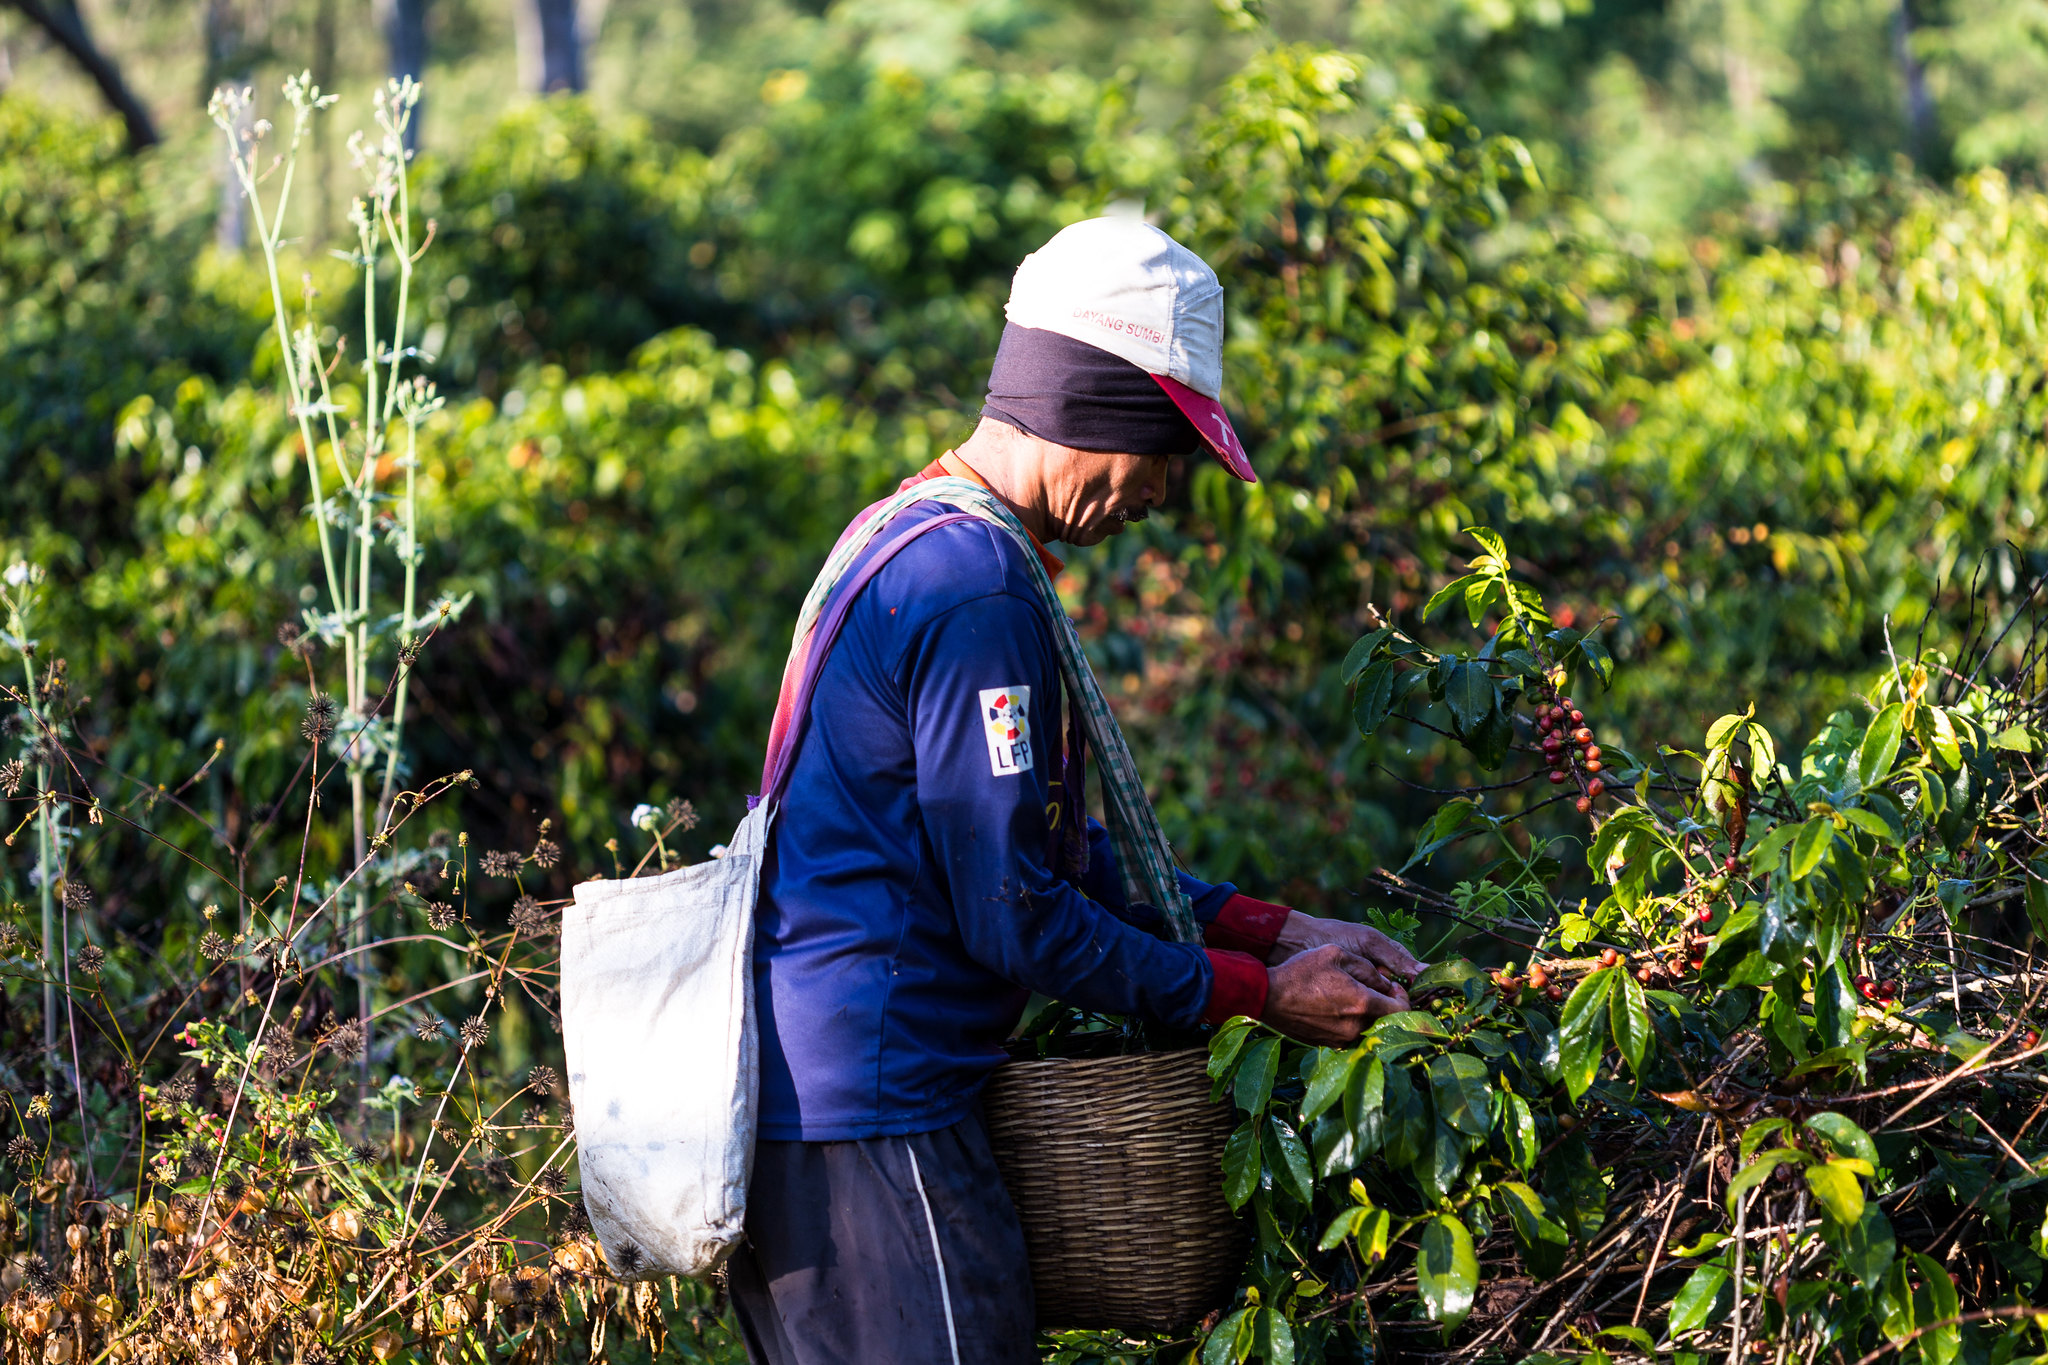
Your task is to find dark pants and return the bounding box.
[730,1111,1037,1365]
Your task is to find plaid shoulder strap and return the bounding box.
[777,478,1200,946]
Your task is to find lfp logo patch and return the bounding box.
[978,686,1034,776]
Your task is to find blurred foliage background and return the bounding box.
[4,0,2048,917]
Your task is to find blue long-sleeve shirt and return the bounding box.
[753,501,1242,1141]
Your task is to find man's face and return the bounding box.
[1045,448,1178,547]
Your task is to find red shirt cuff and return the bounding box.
[1201,949,1269,1025]
[1205,894,1291,957]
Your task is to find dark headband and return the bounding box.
[980,323,1202,456]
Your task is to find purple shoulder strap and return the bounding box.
[756,511,981,807]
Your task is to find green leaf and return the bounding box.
[1558,967,1615,1101]
[1259,1307,1295,1365]
[1739,1117,1793,1159]
[1411,959,1483,992]
[1318,1204,1371,1251]
[1725,1148,1805,1213]
[1812,960,1860,1051]
[1443,660,1498,733]
[1234,1035,1280,1114]
[1992,725,2036,753]
[1495,1087,1538,1170]
[1922,707,1963,770]
[1403,799,1487,871]
[1221,1120,1259,1211]
[1352,658,1403,737]
[1840,806,1897,841]
[1201,1308,1250,1365]
[1417,1214,1479,1329]
[1345,1056,1386,1157]
[1422,573,1481,622]
[1207,1018,1254,1082]
[1428,1053,1493,1138]
[1598,1326,1657,1353]
[1803,1111,1880,1167]
[1576,634,1615,687]
[1308,1111,1356,1178]
[1747,821,1800,868]
[1420,1115,1465,1204]
[1911,1253,1961,1365]
[1302,1047,1358,1122]
[1706,709,1752,750]
[1835,1202,1896,1287]
[1745,721,1779,776]
[1496,1181,1570,1280]
[1463,574,1500,628]
[1340,627,1392,686]
[1611,970,1652,1077]
[1668,1265,1731,1335]
[1546,1132,1608,1243]
[1264,1116,1313,1205]
[1805,1159,1866,1226]
[1858,702,1905,789]
[1790,818,1832,879]
[1380,1061,1427,1168]
[1466,526,1511,563]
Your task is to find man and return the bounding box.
[733,217,1422,1364]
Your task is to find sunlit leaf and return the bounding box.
[1302,1047,1358,1122]
[1858,702,1904,788]
[1805,1158,1866,1225]
[1611,969,1652,1077]
[1417,1214,1479,1329]
[1668,1265,1730,1335]
[1804,1111,1879,1167]
[1790,818,1832,879]
[1558,966,1614,1100]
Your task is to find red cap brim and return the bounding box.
[1153,374,1255,483]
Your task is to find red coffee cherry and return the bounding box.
[1550,771,1568,785]
[1585,760,1604,774]
[1572,727,1594,743]
[1584,745,1602,762]
[1586,778,1605,797]
[1575,796,1592,813]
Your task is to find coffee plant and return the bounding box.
[1183,530,2048,1363]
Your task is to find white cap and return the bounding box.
[1004,217,1254,482]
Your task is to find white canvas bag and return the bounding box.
[560,479,1202,1279]
[560,501,989,1278]
[559,801,769,1278]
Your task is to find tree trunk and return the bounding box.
[312,0,336,241]
[373,0,428,145]
[0,0,158,150]
[1893,1,1935,165]
[515,0,581,93]
[207,0,249,250]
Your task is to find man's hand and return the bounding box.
[1263,945,1410,1047]
[1267,911,1427,994]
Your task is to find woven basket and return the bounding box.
[981,1048,1247,1332]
